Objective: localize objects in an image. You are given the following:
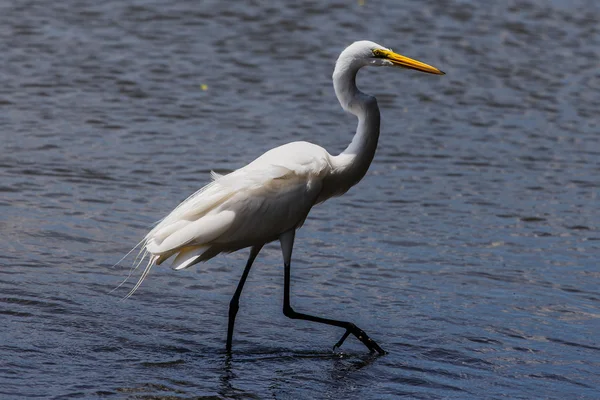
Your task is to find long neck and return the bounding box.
[329,64,381,192]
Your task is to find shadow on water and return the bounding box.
[219,350,383,399]
[111,349,386,399]
[112,341,481,398]
[219,349,384,399]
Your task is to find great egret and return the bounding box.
[122,41,444,354]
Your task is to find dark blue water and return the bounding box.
[1,1,599,399]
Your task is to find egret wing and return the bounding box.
[143,141,332,268]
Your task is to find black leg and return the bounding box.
[283,261,385,355]
[226,245,262,353]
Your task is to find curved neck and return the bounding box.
[329,63,381,191]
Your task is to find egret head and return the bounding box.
[336,40,445,75]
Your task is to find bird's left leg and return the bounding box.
[279,230,385,354]
[226,245,263,353]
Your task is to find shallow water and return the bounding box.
[1,0,599,399]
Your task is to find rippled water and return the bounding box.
[1,1,599,399]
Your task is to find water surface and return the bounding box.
[1,0,599,399]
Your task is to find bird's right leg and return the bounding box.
[226,245,262,353]
[279,231,385,355]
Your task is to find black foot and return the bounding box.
[332,323,386,355]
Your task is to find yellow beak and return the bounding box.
[374,49,445,75]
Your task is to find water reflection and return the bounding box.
[220,350,384,399]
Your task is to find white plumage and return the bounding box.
[143,141,332,269]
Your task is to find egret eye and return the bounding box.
[372,49,386,58]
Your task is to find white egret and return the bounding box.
[122,41,444,354]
